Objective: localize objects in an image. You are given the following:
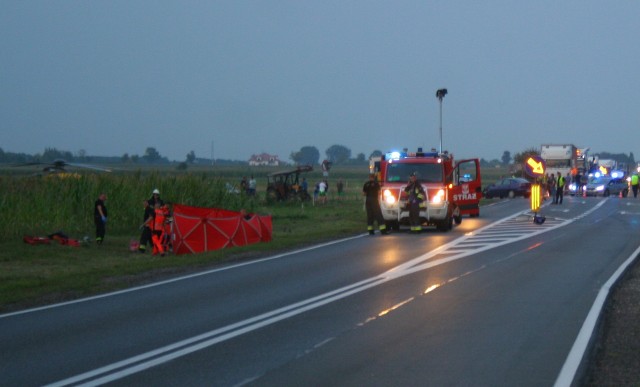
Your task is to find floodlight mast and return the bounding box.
[436,88,447,154]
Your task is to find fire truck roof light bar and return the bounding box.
[384,149,445,161]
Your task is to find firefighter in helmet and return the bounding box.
[151,202,168,256]
[362,173,388,235]
[404,172,425,233]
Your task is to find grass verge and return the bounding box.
[0,198,364,313]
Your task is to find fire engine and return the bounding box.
[369,148,482,231]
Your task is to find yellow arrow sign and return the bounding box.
[527,158,545,174]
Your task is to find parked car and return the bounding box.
[584,176,629,197]
[483,177,532,199]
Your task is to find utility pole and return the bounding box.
[436,88,447,154]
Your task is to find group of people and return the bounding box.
[93,189,171,255]
[240,176,257,196]
[541,171,569,204]
[363,172,425,235]
[138,189,171,255]
[310,178,344,205]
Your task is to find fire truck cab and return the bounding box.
[370,149,482,231]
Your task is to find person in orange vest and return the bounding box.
[151,203,166,256]
[160,204,172,253]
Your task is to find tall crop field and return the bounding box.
[0,172,256,242]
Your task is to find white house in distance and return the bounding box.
[248,153,281,166]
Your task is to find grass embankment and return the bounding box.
[0,167,366,312]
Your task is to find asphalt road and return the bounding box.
[2,195,639,386]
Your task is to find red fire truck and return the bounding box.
[369,148,482,231]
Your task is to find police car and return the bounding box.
[584,176,629,197]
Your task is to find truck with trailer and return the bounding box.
[540,144,590,194]
[540,144,580,178]
[369,148,481,232]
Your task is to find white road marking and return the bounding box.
[44,199,610,386]
[554,244,640,387]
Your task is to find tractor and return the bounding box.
[266,165,313,202]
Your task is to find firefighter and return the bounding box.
[149,188,164,207]
[362,174,388,235]
[151,202,167,256]
[138,199,154,253]
[404,173,426,233]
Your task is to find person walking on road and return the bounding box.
[631,173,639,198]
[94,193,107,244]
[404,173,426,233]
[362,174,388,235]
[555,172,566,204]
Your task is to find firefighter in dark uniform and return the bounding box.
[138,199,154,253]
[404,173,426,233]
[94,193,107,244]
[362,173,388,235]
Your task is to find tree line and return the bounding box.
[3,145,632,169]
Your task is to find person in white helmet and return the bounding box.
[148,188,164,207]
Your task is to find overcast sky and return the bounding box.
[2,1,639,163]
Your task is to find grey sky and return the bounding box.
[2,1,638,162]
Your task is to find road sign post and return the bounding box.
[531,184,541,212]
[524,156,546,224]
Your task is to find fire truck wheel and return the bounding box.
[437,214,453,232]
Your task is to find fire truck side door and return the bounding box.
[451,159,482,217]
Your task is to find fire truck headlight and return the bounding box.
[431,189,445,204]
[383,189,396,204]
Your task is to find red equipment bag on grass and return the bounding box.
[23,232,82,247]
[172,204,272,255]
[23,236,51,245]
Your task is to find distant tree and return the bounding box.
[355,153,366,162]
[186,150,196,164]
[369,150,383,159]
[513,147,540,165]
[630,152,636,165]
[76,149,87,161]
[501,151,511,165]
[176,162,188,170]
[0,147,5,162]
[143,147,162,163]
[290,146,320,165]
[42,147,74,162]
[121,153,130,163]
[131,154,140,163]
[325,144,351,164]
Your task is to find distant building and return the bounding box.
[249,153,281,166]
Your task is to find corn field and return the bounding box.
[0,172,256,242]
